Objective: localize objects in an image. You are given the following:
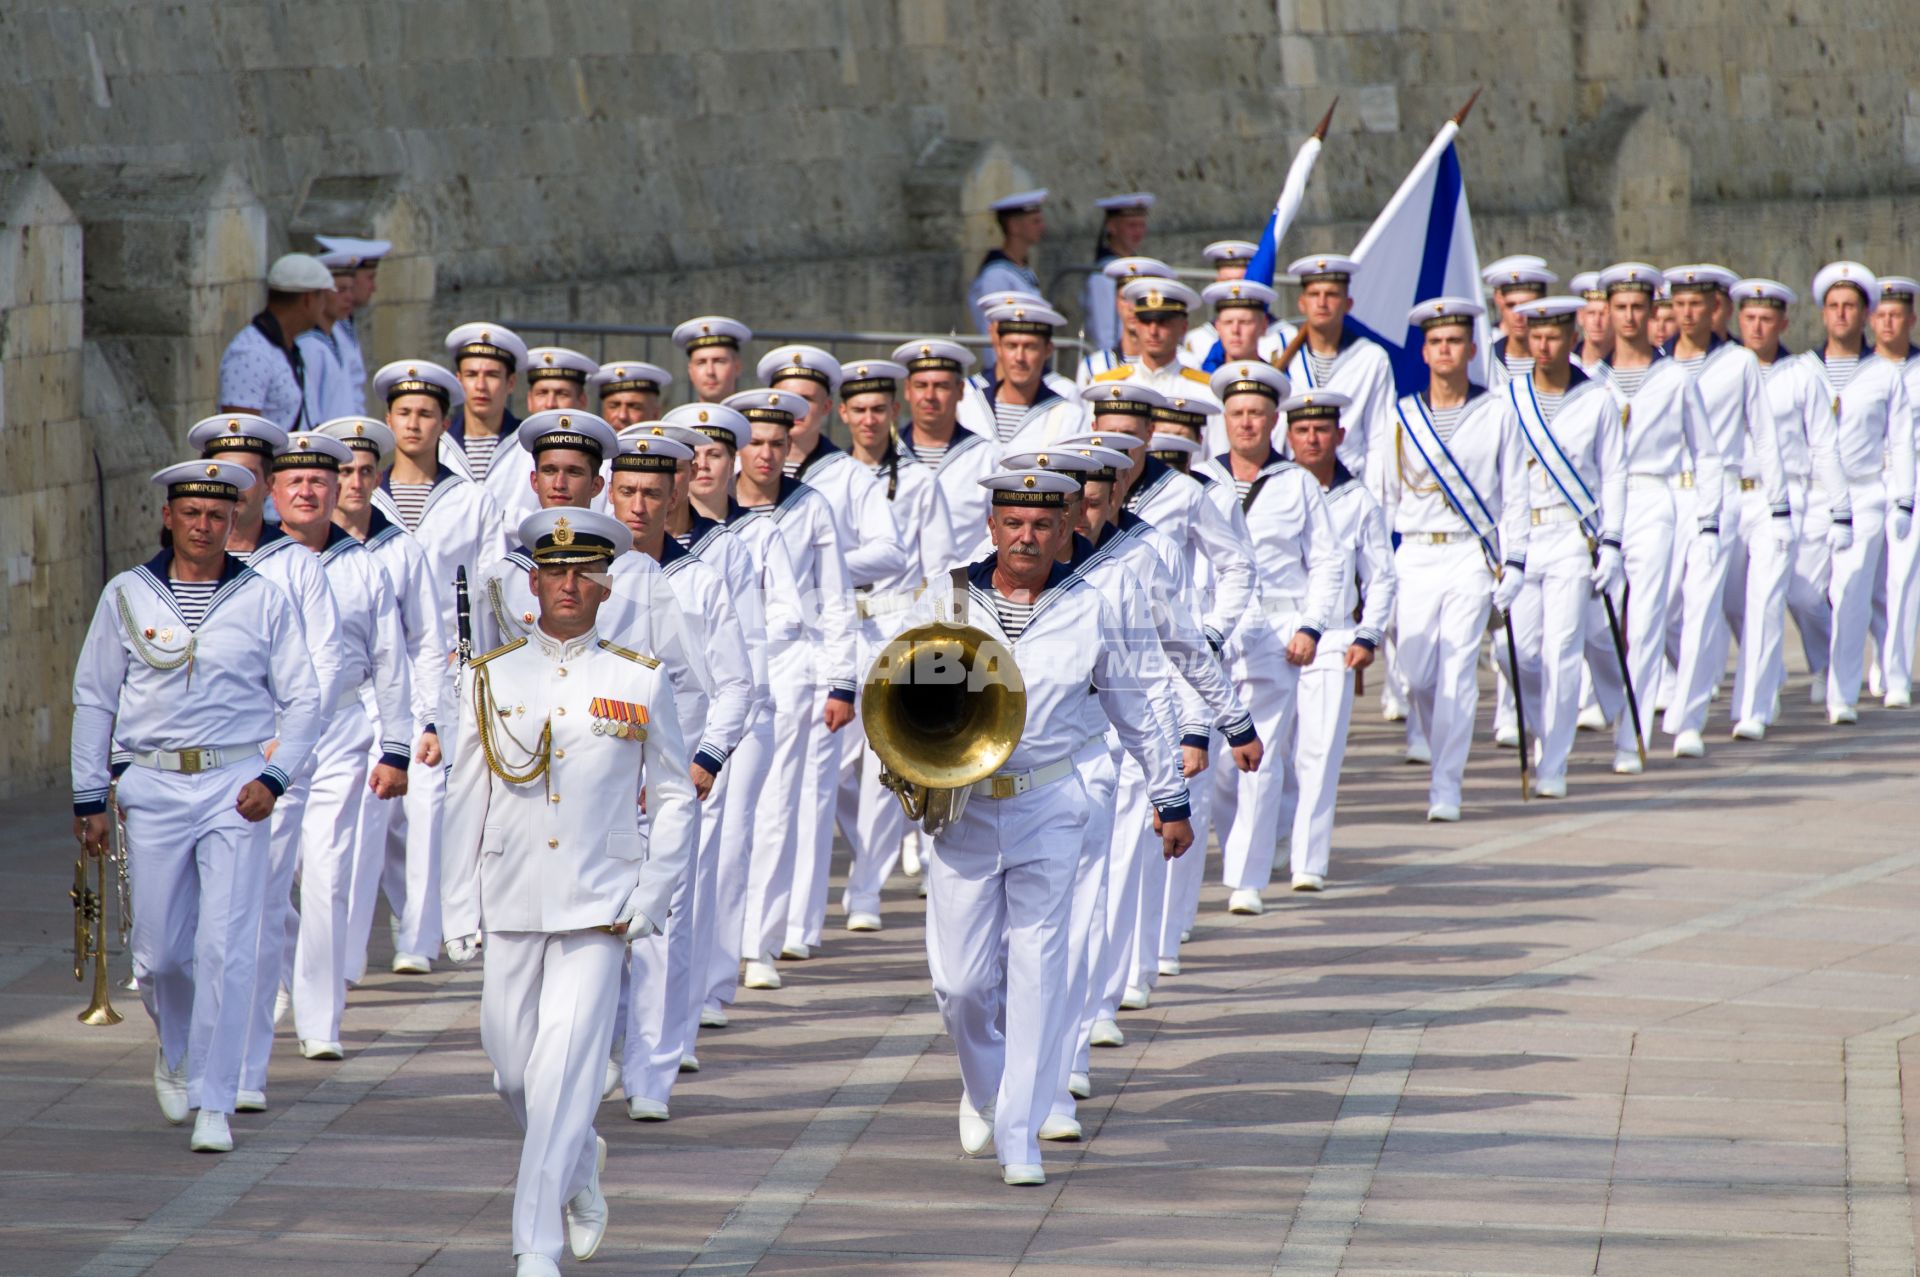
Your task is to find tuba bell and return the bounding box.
[862,620,1027,836]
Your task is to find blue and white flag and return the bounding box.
[1202,132,1324,372]
[1343,120,1489,393]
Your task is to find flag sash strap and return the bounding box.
[1510,378,1600,539]
[1394,397,1497,559]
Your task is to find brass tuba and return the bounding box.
[862,621,1027,836]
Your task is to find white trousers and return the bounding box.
[1506,523,1612,785]
[705,713,774,1010]
[837,721,911,918]
[238,761,315,1093]
[1596,485,1675,755]
[1728,489,1794,725]
[1158,746,1213,966]
[1218,623,1300,890]
[1873,490,1920,697]
[680,757,728,1046]
[124,758,268,1115]
[619,802,701,1105]
[1289,639,1357,880]
[927,774,1084,1167]
[1787,488,1835,684]
[1827,480,1887,709]
[786,699,845,953]
[482,929,623,1264]
[1056,740,1118,1117]
[355,747,443,975]
[742,666,813,968]
[1661,482,1736,738]
[293,702,375,1045]
[1395,540,1493,807]
[1094,751,1153,1020]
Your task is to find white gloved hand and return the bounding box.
[1771,513,1794,548]
[1695,524,1722,569]
[445,933,484,965]
[613,886,659,940]
[1590,544,1625,596]
[1491,568,1524,615]
[1894,507,1913,540]
[1828,519,1855,552]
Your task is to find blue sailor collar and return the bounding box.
[794,433,843,481]
[445,405,522,449]
[1813,339,1876,365]
[379,461,461,495]
[1419,383,1491,410]
[1214,446,1289,475]
[967,554,1075,595]
[1600,344,1671,369]
[141,548,251,588]
[899,420,982,453]
[982,377,1063,411]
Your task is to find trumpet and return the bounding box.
[70,788,125,1028]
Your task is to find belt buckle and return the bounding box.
[1426,532,1447,545]
[990,775,1019,800]
[177,747,205,774]
[1530,509,1545,527]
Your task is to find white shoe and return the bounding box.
[1068,1072,1091,1099]
[1870,664,1886,697]
[1531,775,1567,799]
[1771,691,1782,720]
[272,986,292,1027]
[514,1256,561,1277]
[1577,704,1608,731]
[1227,889,1264,916]
[699,1006,729,1029]
[1829,703,1858,725]
[779,941,811,960]
[235,1089,266,1113]
[1157,957,1181,977]
[1120,984,1151,1010]
[742,961,781,990]
[1672,729,1705,758]
[300,1039,343,1061]
[958,1098,994,1156]
[1494,724,1520,749]
[1810,678,1829,705]
[1002,1162,1047,1186]
[1886,690,1913,708]
[845,911,883,932]
[626,1096,669,1121]
[1425,803,1460,823]
[901,832,922,877]
[391,952,431,975]
[189,1110,233,1153]
[1291,872,1325,892]
[1382,700,1408,723]
[1612,750,1643,775]
[1404,741,1432,765]
[603,1057,622,1102]
[1037,1114,1082,1141]
[917,876,928,898]
[153,1048,188,1125]
[1089,1018,1125,1048]
[1730,718,1767,741]
[564,1164,608,1261]
[679,1054,700,1074]
[596,1134,606,1174]
[1180,929,1191,943]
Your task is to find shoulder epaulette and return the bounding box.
[598,638,661,668]
[1180,367,1211,384]
[1092,365,1134,382]
[471,637,527,667]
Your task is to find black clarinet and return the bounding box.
[454,566,474,670]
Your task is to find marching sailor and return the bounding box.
[1281,254,1399,498]
[967,190,1048,338]
[442,322,528,486]
[1868,276,1920,707]
[673,315,752,404]
[480,345,603,525]
[1572,271,1614,371]
[1091,278,1214,408]
[592,359,672,429]
[71,461,324,1153]
[1481,256,1556,390]
[441,507,696,1277]
[894,339,998,582]
[1075,257,1178,386]
[1181,240,1267,363]
[959,298,1087,454]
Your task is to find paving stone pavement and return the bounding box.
[4,673,1917,1277]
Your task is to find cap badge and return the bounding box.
[543,352,555,365]
[352,423,365,436]
[920,344,932,357]
[1230,285,1242,297]
[1023,475,1036,489]
[1037,454,1050,466]
[767,393,780,405]
[701,323,711,334]
[558,415,570,427]
[698,410,710,423]
[553,516,574,547]
[480,330,490,342]
[204,464,219,477]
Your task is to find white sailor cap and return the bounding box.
[984,299,1066,334]
[591,360,673,396]
[1408,296,1485,330]
[155,459,255,501]
[723,387,811,427]
[1055,429,1147,452]
[1570,270,1605,301]
[979,468,1078,507]
[445,322,529,372]
[975,286,1047,312]
[1664,264,1738,294]
[1147,432,1203,457]
[315,249,361,273]
[1513,296,1586,325]
[1001,448,1101,476]
[758,344,844,394]
[662,402,751,449]
[1732,278,1796,309]
[272,431,355,472]
[519,409,619,461]
[1102,255,1175,283]
[1152,393,1222,426]
[373,358,465,408]
[1121,277,1202,318]
[1204,240,1260,263]
[1209,360,1291,402]
[1278,389,1353,420]
[619,421,707,451]
[314,235,392,263]
[1079,382,1168,417]
[1598,262,1662,296]
[1877,275,1919,305]
[839,358,909,399]
[672,315,752,352]
[1481,254,1550,284]
[891,338,976,375]
[1288,253,1360,284]
[1096,192,1155,213]
[190,414,290,458]
[1056,444,1137,480]
[611,431,694,473]
[1203,279,1277,311]
[519,508,627,566]
[989,189,1049,214]
[266,253,334,293]
[1812,261,1879,308]
[525,346,599,386]
[317,416,396,459]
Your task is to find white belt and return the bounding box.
[1259,594,1304,619]
[1739,477,1761,492]
[972,755,1076,800]
[1626,473,1671,491]
[1671,470,1695,490]
[1402,530,1477,545]
[1529,505,1583,526]
[855,588,920,619]
[130,742,266,775]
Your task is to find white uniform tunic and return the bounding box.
[958,376,1089,454]
[899,423,998,567]
[71,552,324,1115]
[1283,332,1398,500]
[1123,455,1259,654]
[442,625,695,1267]
[1871,350,1920,700]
